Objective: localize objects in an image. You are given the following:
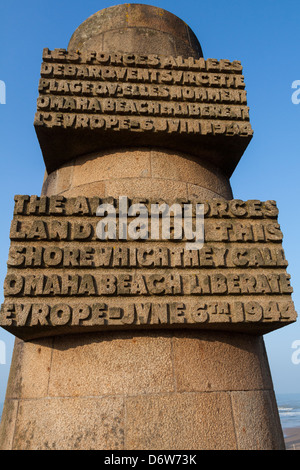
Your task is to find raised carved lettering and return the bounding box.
[1,196,297,340]
[0,300,296,329]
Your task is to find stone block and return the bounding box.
[42,164,74,196]
[102,29,177,57]
[106,177,188,199]
[0,399,18,450]
[41,170,57,196]
[188,183,231,200]
[68,4,203,58]
[5,337,52,399]
[230,390,285,450]
[60,181,106,197]
[72,149,151,187]
[151,149,232,197]
[125,392,237,450]
[48,332,174,397]
[172,332,273,392]
[12,397,125,450]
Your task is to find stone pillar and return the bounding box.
[0,5,290,450]
[41,148,233,201]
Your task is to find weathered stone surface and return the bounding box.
[12,397,125,450]
[231,390,285,450]
[48,332,174,397]
[57,181,106,198]
[188,183,232,200]
[172,331,273,392]
[41,148,233,200]
[4,337,52,399]
[0,329,283,450]
[72,149,152,186]
[151,149,233,196]
[0,399,18,450]
[125,392,237,450]
[105,177,189,200]
[68,4,203,58]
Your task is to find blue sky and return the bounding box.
[0,0,300,402]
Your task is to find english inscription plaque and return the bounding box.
[0,195,296,340]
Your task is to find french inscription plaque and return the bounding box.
[35,49,253,176]
[0,195,296,340]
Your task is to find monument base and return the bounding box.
[0,330,284,450]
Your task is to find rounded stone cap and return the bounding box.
[68,4,203,58]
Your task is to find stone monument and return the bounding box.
[0,4,297,450]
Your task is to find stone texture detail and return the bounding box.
[4,337,53,399]
[41,148,232,200]
[68,4,203,58]
[0,331,285,450]
[172,332,273,392]
[48,332,175,397]
[125,392,237,450]
[11,397,125,450]
[231,390,285,450]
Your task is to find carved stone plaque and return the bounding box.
[35,49,253,176]
[0,195,296,340]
